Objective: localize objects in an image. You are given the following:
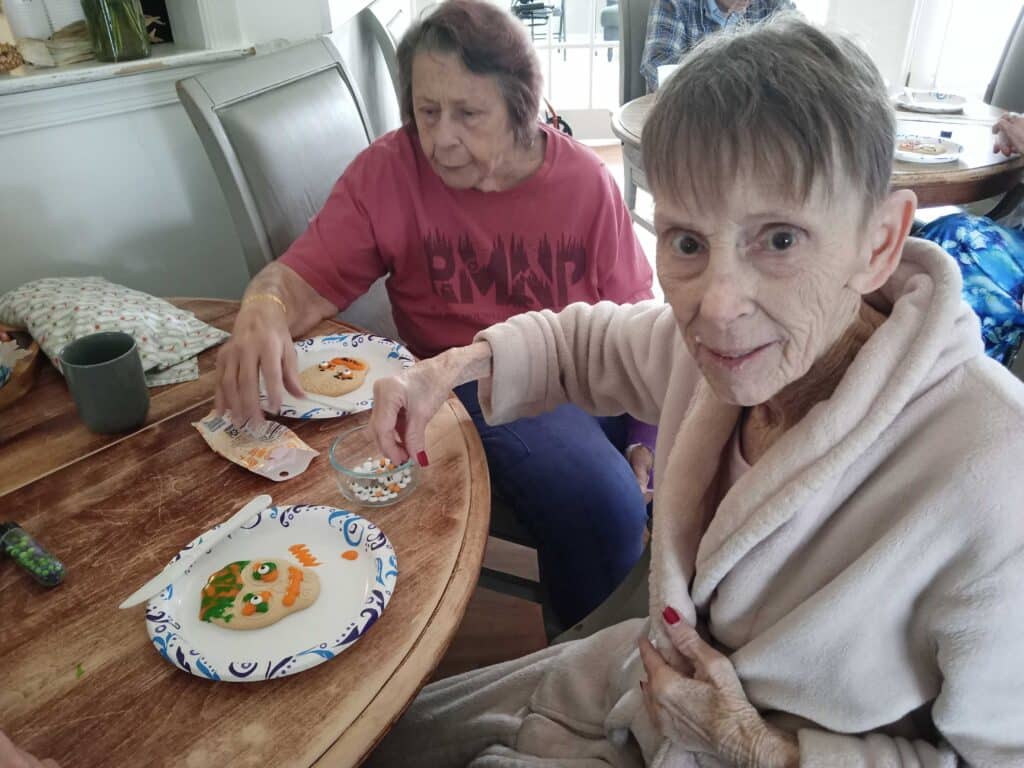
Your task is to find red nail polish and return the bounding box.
[416,450,429,467]
[662,606,681,625]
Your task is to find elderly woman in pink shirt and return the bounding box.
[213,0,656,629]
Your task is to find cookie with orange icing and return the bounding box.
[299,356,369,397]
[199,558,320,630]
[897,138,943,155]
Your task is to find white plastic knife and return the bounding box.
[118,494,272,609]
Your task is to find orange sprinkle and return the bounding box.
[289,543,321,567]
[283,566,303,607]
[341,550,359,561]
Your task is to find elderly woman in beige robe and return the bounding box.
[365,16,1024,768]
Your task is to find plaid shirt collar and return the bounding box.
[705,0,755,28]
[640,0,792,91]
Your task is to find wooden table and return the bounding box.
[612,94,1024,211]
[0,299,490,767]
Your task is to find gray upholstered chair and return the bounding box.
[600,1,619,62]
[176,35,398,338]
[619,0,651,106]
[986,6,1024,114]
[983,6,1024,223]
[330,6,402,140]
[618,0,653,229]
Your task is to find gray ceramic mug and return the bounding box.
[60,332,150,433]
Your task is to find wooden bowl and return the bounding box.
[0,325,41,412]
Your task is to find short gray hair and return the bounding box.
[642,14,894,216]
[397,0,543,148]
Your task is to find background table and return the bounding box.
[0,299,490,767]
[612,94,1024,215]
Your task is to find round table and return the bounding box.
[612,94,1024,208]
[0,299,490,767]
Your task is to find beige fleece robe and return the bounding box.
[367,239,1024,768]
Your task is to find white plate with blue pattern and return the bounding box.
[259,333,415,419]
[895,133,963,164]
[145,504,398,682]
[894,89,966,115]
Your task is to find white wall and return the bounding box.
[906,0,1019,99]
[0,0,330,300]
[0,13,14,43]
[826,0,920,89]
[0,100,251,297]
[238,0,331,46]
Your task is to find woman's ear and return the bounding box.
[849,189,917,295]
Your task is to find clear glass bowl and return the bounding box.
[329,425,419,507]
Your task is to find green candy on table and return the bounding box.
[0,523,65,587]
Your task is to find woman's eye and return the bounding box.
[766,229,798,252]
[671,234,703,256]
[461,110,477,118]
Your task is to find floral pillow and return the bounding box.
[0,277,230,387]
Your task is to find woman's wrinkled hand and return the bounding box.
[638,608,799,768]
[993,112,1024,157]
[214,303,303,426]
[369,356,457,468]
[627,444,655,504]
[0,730,60,768]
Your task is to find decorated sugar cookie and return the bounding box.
[199,558,320,630]
[299,356,369,398]
[897,138,942,155]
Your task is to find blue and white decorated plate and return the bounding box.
[145,504,398,682]
[260,333,415,419]
[895,133,963,164]
[894,89,967,115]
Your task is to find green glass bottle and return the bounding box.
[0,522,65,587]
[81,0,151,63]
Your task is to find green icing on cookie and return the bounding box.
[199,560,250,623]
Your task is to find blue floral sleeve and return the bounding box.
[916,213,1024,365]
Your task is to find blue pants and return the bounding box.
[455,381,648,628]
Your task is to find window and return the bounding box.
[906,0,1019,98]
[518,0,620,112]
[518,0,831,140]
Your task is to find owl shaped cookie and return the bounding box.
[199,558,320,630]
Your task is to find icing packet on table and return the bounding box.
[192,410,318,482]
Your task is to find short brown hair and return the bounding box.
[397,0,543,147]
[642,15,894,215]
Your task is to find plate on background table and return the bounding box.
[894,89,967,114]
[259,333,415,419]
[895,133,963,164]
[145,504,398,682]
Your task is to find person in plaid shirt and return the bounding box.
[641,0,795,91]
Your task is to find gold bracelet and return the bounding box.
[241,293,287,315]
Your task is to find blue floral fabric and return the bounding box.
[916,214,1024,365]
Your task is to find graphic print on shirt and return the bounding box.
[424,231,587,310]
